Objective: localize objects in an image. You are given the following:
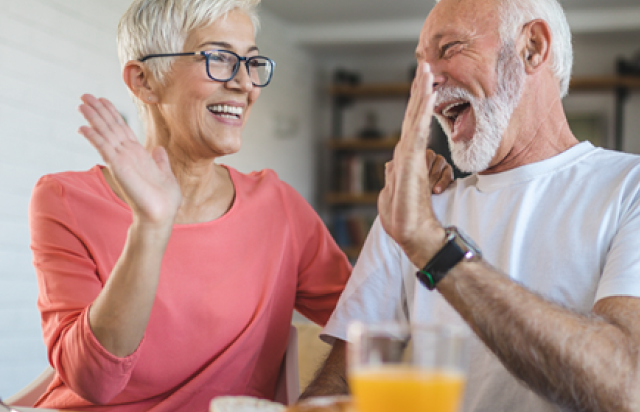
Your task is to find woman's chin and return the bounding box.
[213,139,243,158]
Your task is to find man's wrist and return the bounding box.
[408,226,448,270]
[416,226,483,291]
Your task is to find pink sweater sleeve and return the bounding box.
[279,182,352,326]
[30,176,141,404]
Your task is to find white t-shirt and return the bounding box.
[323,142,640,412]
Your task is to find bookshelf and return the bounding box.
[326,137,398,205]
[326,137,398,257]
[326,79,410,259]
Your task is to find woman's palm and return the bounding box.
[78,94,182,225]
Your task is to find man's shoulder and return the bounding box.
[580,144,640,163]
[578,147,640,182]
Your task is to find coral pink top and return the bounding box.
[30,165,351,412]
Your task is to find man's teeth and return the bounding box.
[443,102,467,118]
[208,104,243,118]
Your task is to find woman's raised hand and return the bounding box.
[78,94,182,228]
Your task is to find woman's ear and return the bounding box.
[518,19,551,73]
[123,61,157,103]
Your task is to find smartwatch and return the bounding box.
[416,226,482,290]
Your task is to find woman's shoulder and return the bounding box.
[227,166,298,196]
[226,166,310,210]
[33,165,107,199]
[227,166,280,184]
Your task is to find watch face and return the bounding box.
[446,226,482,258]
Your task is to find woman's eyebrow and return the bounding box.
[197,41,260,53]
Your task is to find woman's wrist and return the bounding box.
[129,216,175,245]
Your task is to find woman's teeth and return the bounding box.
[207,104,243,119]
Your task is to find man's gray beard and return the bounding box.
[435,43,526,173]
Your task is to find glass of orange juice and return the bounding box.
[347,322,469,412]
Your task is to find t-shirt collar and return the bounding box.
[474,141,596,192]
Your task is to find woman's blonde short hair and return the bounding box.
[117,0,261,114]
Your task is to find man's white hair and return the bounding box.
[435,0,573,97]
[117,0,261,116]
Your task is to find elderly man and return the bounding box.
[302,0,640,411]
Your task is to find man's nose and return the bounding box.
[432,73,446,91]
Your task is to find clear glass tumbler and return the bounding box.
[348,322,469,412]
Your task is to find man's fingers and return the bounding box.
[401,63,436,154]
[414,87,436,150]
[403,63,430,138]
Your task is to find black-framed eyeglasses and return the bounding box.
[140,49,275,87]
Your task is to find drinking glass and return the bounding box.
[347,322,469,412]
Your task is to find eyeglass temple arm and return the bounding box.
[139,52,200,62]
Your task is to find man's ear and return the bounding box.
[518,19,551,74]
[123,61,158,103]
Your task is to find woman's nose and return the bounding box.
[227,64,254,92]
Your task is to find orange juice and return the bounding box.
[350,366,465,412]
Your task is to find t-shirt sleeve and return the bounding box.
[279,183,352,327]
[596,182,640,302]
[30,175,140,404]
[322,217,411,344]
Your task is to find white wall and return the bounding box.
[0,0,134,396]
[0,0,317,397]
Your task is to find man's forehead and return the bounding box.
[419,0,499,45]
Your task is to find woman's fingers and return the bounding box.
[79,94,138,152]
[100,98,138,142]
[79,98,120,142]
[78,125,117,162]
[427,151,454,194]
[151,146,174,178]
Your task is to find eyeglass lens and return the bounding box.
[206,51,273,86]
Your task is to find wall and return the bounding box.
[564,32,640,152]
[0,0,134,396]
[0,0,317,397]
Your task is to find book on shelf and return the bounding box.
[332,213,375,250]
[333,154,388,194]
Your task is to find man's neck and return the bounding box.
[481,78,579,175]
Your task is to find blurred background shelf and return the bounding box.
[325,192,379,205]
[328,138,399,150]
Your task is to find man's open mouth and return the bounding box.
[441,101,471,131]
[436,100,471,134]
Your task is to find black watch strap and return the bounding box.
[416,230,465,290]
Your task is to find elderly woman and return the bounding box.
[29,0,452,411]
